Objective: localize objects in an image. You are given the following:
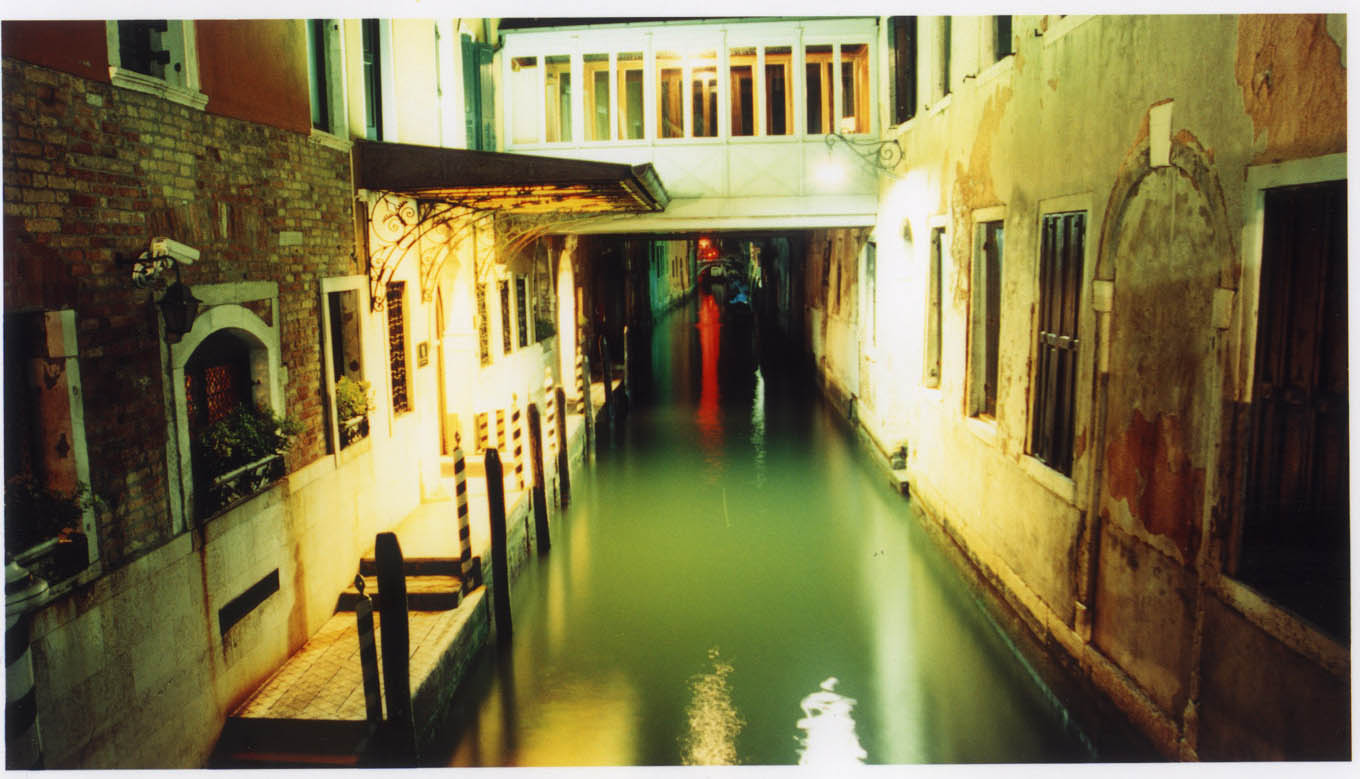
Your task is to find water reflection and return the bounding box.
[796,677,867,766]
[432,301,1095,766]
[695,294,723,473]
[681,647,744,765]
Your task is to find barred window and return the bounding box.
[515,275,529,348]
[475,281,491,366]
[499,279,513,355]
[1030,212,1084,474]
[386,281,410,413]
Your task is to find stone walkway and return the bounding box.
[220,380,615,764]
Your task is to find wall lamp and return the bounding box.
[128,237,202,343]
[823,132,905,174]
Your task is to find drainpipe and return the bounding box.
[1075,280,1115,643]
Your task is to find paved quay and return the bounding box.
[214,380,617,766]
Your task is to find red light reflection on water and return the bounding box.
[695,294,723,458]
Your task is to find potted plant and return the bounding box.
[4,474,99,580]
[197,405,301,516]
[335,376,372,446]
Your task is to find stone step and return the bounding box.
[356,556,461,577]
[211,717,375,768]
[335,573,462,613]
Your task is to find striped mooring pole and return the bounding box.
[577,330,594,454]
[495,408,507,454]
[6,562,49,770]
[543,368,558,460]
[555,386,572,507]
[475,411,490,453]
[510,395,525,491]
[452,445,477,593]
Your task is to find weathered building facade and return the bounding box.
[792,13,1348,760]
[2,16,631,767]
[2,12,1348,767]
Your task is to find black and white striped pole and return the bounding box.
[452,446,478,593]
[6,562,48,770]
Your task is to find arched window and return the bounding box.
[185,330,252,437]
[181,327,281,519]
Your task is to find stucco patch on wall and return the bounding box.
[1103,408,1205,560]
[948,86,1013,306]
[1235,14,1347,164]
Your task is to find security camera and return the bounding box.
[150,237,199,265]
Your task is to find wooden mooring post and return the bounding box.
[599,334,614,427]
[484,448,512,641]
[622,324,630,404]
[555,386,571,507]
[353,575,383,725]
[374,532,415,765]
[528,404,551,555]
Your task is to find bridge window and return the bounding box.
[805,45,833,134]
[730,47,755,136]
[510,56,541,144]
[585,53,610,141]
[765,46,793,135]
[657,50,683,138]
[618,52,645,140]
[691,50,719,138]
[545,55,572,143]
[840,44,869,133]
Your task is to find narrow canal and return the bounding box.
[430,299,1094,766]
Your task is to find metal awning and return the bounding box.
[352,139,669,214]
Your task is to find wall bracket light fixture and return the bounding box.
[126,237,202,342]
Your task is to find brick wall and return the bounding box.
[3,58,359,567]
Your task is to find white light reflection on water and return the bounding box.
[796,677,867,766]
[750,366,767,487]
[682,647,745,765]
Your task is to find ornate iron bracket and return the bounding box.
[824,132,905,175]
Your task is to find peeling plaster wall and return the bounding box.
[835,14,1348,759]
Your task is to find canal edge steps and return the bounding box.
[210,391,607,767]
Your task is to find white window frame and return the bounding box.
[923,213,949,394]
[320,275,373,463]
[105,20,208,110]
[306,19,351,151]
[966,205,1006,429]
[163,282,283,532]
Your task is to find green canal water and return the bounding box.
[431,300,1093,766]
